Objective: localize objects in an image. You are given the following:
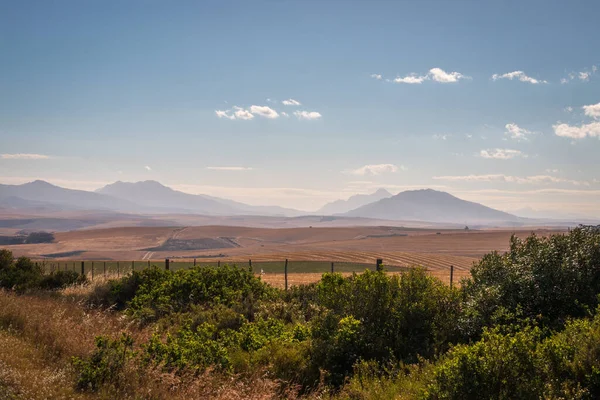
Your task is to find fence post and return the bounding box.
[165,258,170,271]
[331,261,334,273]
[91,261,94,281]
[285,259,288,291]
[148,260,150,268]
[376,258,383,272]
[194,258,197,266]
[104,261,106,278]
[81,261,85,277]
[450,265,454,289]
[218,260,220,268]
[132,261,135,273]
[117,261,120,277]
[249,259,252,272]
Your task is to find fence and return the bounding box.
[37,258,470,289]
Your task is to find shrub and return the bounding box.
[40,270,86,289]
[0,251,44,292]
[311,269,461,386]
[72,334,135,391]
[462,226,600,335]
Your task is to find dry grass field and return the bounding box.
[3,225,566,285]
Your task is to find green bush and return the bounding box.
[72,334,135,392]
[40,270,86,289]
[311,269,461,386]
[0,251,44,292]
[462,226,600,335]
[126,264,275,322]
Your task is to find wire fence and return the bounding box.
[36,258,471,288]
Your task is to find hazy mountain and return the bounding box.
[97,180,303,216]
[317,188,393,215]
[0,181,141,212]
[344,188,520,224]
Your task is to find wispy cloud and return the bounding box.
[249,105,279,119]
[394,74,428,84]
[390,67,469,84]
[479,148,525,160]
[206,166,253,171]
[428,67,468,83]
[583,102,600,119]
[145,166,152,171]
[216,105,278,120]
[433,174,589,186]
[554,102,600,139]
[491,71,547,84]
[553,122,600,139]
[370,73,382,80]
[282,98,301,106]
[561,65,598,83]
[347,163,405,176]
[1,153,51,160]
[293,110,322,120]
[432,134,451,140]
[504,123,535,141]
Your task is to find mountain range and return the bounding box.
[0,179,537,226]
[317,188,392,215]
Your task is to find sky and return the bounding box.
[1,0,599,216]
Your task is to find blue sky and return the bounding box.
[1,0,599,215]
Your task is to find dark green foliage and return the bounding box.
[40,270,86,289]
[72,334,135,392]
[462,225,600,335]
[0,251,44,291]
[311,269,461,386]
[424,326,545,400]
[125,264,275,322]
[0,250,86,291]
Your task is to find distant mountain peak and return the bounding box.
[374,188,392,196]
[344,188,519,224]
[317,188,393,215]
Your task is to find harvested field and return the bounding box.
[5,225,567,286]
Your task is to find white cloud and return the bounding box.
[293,110,322,120]
[579,71,591,81]
[281,112,289,117]
[0,153,51,160]
[370,74,382,80]
[564,106,574,113]
[433,134,450,140]
[145,166,152,171]
[432,174,589,186]
[504,123,535,141]
[479,148,525,160]
[206,166,253,171]
[583,102,600,119]
[282,99,301,106]
[215,110,236,120]
[233,106,254,120]
[562,65,598,83]
[348,164,404,176]
[249,105,279,119]
[491,71,547,84]
[391,67,469,84]
[394,74,428,84]
[428,67,468,83]
[217,104,278,120]
[553,122,600,139]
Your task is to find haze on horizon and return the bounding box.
[1,0,599,217]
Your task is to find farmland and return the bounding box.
[4,225,564,286]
